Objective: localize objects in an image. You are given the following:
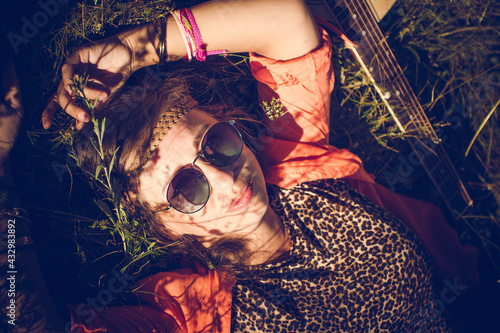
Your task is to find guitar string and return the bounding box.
[334,1,466,207]
[356,0,445,140]
[355,2,468,210]
[409,141,464,214]
[335,1,429,134]
[334,13,425,137]
[342,1,461,203]
[347,1,429,133]
[324,1,468,209]
[355,1,471,211]
[343,2,459,204]
[334,4,445,158]
[333,5,417,124]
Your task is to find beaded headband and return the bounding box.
[148,94,199,155]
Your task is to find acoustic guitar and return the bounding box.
[308,0,473,220]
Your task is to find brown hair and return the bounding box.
[76,67,257,272]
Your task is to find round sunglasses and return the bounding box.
[165,120,243,214]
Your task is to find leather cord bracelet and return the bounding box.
[154,16,167,66]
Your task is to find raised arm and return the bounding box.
[42,0,320,129]
[153,0,319,63]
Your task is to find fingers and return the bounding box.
[42,41,126,129]
[42,88,89,129]
[83,85,109,102]
[43,59,88,129]
[41,98,58,129]
[42,85,109,130]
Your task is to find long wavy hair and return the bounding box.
[76,64,261,273]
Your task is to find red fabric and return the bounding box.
[250,27,479,286]
[137,264,233,333]
[68,264,233,333]
[67,304,177,333]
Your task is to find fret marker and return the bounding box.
[362,31,367,36]
[384,91,391,100]
[396,91,401,96]
[352,14,357,19]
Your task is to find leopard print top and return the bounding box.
[231,179,453,332]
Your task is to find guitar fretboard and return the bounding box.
[311,0,473,218]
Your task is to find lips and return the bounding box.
[229,180,253,213]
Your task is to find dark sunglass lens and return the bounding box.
[202,122,243,166]
[167,169,210,213]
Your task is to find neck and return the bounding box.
[244,204,290,265]
[197,205,290,266]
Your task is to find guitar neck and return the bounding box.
[323,0,437,138]
[408,138,472,218]
[309,0,473,218]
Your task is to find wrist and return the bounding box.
[120,23,160,70]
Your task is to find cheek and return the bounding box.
[158,209,204,234]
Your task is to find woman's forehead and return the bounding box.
[149,109,217,165]
[170,109,217,141]
[138,109,219,201]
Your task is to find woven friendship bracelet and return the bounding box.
[172,10,193,61]
[172,8,227,61]
[180,9,227,61]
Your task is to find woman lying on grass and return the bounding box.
[1,0,478,331]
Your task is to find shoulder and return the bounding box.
[253,0,321,60]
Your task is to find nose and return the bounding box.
[199,161,236,192]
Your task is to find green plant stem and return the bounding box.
[465,98,500,156]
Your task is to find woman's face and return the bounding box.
[138,109,269,243]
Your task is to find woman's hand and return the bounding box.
[42,0,319,130]
[42,24,159,130]
[0,62,23,177]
